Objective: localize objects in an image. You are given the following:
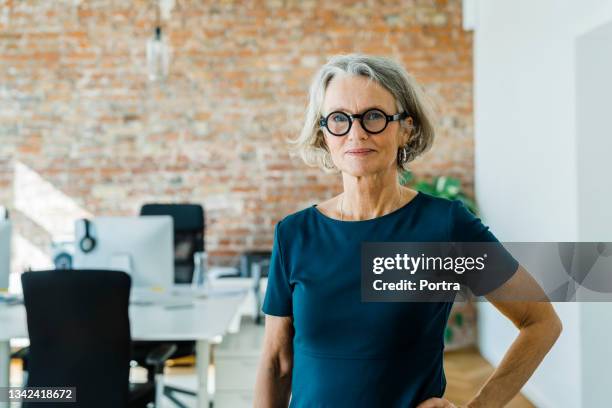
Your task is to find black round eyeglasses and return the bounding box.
[319,108,409,137]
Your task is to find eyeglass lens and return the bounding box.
[326,109,388,136]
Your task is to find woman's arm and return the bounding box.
[254,314,295,408]
[466,264,563,407]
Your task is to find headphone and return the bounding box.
[79,219,97,253]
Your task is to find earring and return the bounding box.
[397,145,408,164]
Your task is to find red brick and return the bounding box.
[1,0,474,268]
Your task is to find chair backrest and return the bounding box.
[21,269,132,408]
[140,203,205,284]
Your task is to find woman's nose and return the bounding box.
[347,119,369,141]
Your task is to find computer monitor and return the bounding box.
[0,220,10,291]
[73,216,174,289]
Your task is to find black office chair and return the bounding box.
[141,203,204,284]
[135,203,205,407]
[20,269,176,408]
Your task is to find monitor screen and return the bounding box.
[73,216,174,289]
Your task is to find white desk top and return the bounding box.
[0,287,248,342]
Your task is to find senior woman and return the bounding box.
[254,54,562,408]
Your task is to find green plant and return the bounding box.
[399,170,478,214]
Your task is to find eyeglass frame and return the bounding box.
[319,108,410,137]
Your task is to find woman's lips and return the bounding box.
[346,148,375,156]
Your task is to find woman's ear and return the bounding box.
[400,117,414,145]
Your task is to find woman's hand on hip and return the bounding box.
[416,397,458,408]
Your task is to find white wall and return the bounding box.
[575,17,612,408]
[471,1,612,407]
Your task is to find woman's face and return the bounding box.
[321,74,411,177]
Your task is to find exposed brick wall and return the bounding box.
[0,0,473,270]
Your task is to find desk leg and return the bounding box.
[195,340,210,408]
[0,340,9,408]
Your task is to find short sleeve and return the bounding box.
[262,220,293,316]
[449,199,519,296]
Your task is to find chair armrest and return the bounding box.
[145,343,177,373]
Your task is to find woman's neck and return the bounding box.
[340,170,406,221]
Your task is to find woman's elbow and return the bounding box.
[537,306,563,347]
[521,303,563,345]
[260,349,293,380]
[550,311,563,340]
[276,352,294,379]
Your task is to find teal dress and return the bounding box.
[262,192,518,408]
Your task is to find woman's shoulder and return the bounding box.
[275,195,341,227]
[274,203,319,230]
[416,190,458,209]
[311,195,340,219]
[416,192,471,225]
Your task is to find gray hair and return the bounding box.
[290,54,436,173]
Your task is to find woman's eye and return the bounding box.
[365,111,384,120]
[331,114,349,122]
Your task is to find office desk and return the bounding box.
[0,287,248,408]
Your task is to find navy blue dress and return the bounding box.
[262,191,518,408]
